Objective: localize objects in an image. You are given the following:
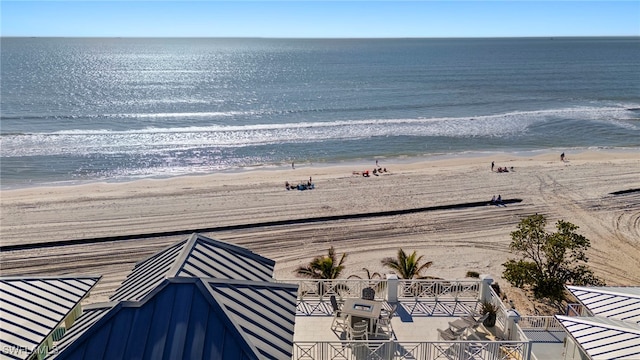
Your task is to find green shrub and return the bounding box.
[466,271,480,278]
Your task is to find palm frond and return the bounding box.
[381,248,434,279]
[295,246,348,279]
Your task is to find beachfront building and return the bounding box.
[0,276,101,360]
[46,234,299,360]
[556,286,640,360]
[13,233,638,360]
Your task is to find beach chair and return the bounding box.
[437,327,466,341]
[449,312,490,332]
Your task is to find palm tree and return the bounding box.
[347,268,382,280]
[296,246,347,279]
[381,249,433,279]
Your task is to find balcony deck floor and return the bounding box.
[294,298,498,342]
[293,298,566,360]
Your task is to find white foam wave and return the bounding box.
[108,110,256,119]
[1,105,637,157]
[51,105,632,135]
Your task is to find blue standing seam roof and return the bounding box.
[50,278,298,360]
[203,278,298,360]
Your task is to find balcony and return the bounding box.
[278,277,566,360]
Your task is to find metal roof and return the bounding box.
[48,304,113,358]
[203,278,298,360]
[567,286,640,324]
[110,233,276,301]
[556,315,640,360]
[0,276,101,360]
[51,278,298,360]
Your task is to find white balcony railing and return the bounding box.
[292,340,531,360]
[278,278,482,302]
[518,316,563,331]
[277,279,388,301]
[397,280,481,300]
[487,287,509,335]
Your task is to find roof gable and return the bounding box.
[110,233,275,302]
[0,276,100,360]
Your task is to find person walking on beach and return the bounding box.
[292,162,295,169]
[491,161,495,172]
[560,152,565,162]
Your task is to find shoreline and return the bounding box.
[1,150,639,306]
[2,147,639,192]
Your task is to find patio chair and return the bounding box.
[349,320,369,341]
[437,327,465,341]
[330,295,349,332]
[375,303,397,337]
[361,286,375,300]
[448,312,490,333]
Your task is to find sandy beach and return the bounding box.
[1,151,639,307]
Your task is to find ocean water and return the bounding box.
[1,37,639,189]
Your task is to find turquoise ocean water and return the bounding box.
[1,37,639,189]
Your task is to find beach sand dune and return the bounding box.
[1,151,639,305]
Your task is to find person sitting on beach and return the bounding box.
[497,195,503,204]
[285,181,290,190]
[372,168,377,175]
[363,170,370,177]
[491,195,496,204]
[383,168,387,173]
